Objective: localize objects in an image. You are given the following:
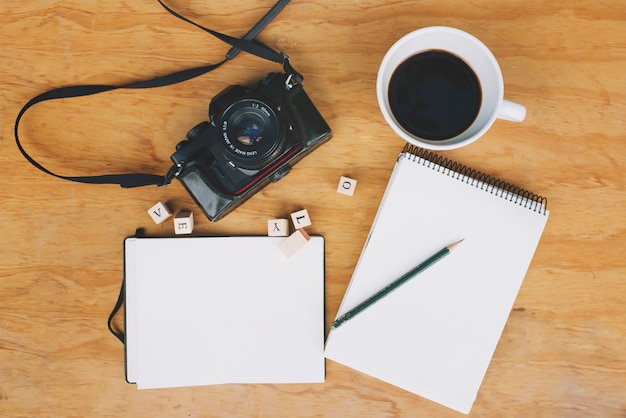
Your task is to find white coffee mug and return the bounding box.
[377,26,526,150]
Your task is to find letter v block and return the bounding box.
[147,202,172,224]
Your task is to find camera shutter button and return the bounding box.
[270,164,292,182]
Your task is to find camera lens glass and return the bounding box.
[220,99,283,170]
[233,113,265,146]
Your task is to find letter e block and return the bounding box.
[290,209,312,229]
[268,219,289,237]
[337,176,357,196]
[148,201,172,224]
[279,229,311,257]
[174,210,194,235]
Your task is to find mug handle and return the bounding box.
[498,99,526,122]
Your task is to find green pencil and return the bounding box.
[330,239,464,330]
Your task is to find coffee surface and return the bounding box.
[388,50,481,141]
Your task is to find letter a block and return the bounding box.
[174,210,194,235]
[147,201,172,224]
[279,229,311,257]
[337,176,357,196]
[290,209,312,229]
[268,219,289,237]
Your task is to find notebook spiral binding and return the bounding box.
[403,144,548,215]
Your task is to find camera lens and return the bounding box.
[233,113,265,146]
[219,99,283,170]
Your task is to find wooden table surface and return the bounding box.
[2,1,625,416]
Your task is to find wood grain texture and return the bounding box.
[1,1,625,416]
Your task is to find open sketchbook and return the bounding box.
[125,235,325,389]
[325,145,549,414]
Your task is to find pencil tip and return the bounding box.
[448,239,464,251]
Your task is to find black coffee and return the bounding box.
[388,50,481,141]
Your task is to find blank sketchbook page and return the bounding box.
[324,147,549,414]
[125,236,325,389]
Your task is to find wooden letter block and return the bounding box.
[337,176,357,196]
[279,229,311,257]
[268,219,289,237]
[290,209,312,229]
[174,210,194,235]
[147,201,172,224]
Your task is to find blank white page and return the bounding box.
[325,152,548,414]
[125,236,325,389]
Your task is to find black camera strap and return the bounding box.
[15,0,300,189]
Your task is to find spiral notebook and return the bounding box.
[324,145,549,414]
[125,236,325,389]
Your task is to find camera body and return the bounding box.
[170,72,332,221]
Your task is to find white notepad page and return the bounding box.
[125,236,325,389]
[325,151,549,414]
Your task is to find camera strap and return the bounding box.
[15,0,301,189]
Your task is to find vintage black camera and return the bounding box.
[169,72,332,221]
